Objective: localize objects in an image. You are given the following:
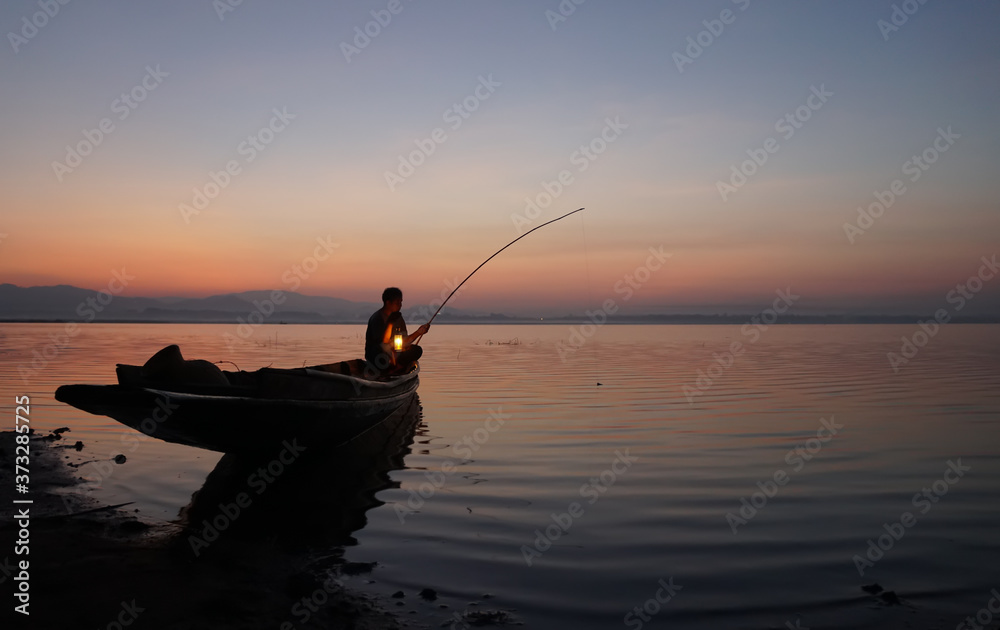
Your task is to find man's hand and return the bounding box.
[416,324,431,336]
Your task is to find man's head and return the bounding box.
[382,287,403,313]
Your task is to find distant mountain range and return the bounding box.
[1,284,998,324]
[0,284,519,324]
[0,284,385,323]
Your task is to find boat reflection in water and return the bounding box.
[177,394,422,555]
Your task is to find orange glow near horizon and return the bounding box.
[2,137,997,314]
[3,217,994,314]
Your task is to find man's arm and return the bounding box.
[405,323,430,344]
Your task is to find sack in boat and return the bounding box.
[139,345,229,386]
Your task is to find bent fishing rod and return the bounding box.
[413,207,585,345]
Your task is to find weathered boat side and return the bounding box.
[55,361,419,454]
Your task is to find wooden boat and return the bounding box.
[54,347,419,454]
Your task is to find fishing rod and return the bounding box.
[414,207,585,344]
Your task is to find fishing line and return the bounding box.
[578,210,602,387]
[579,207,594,319]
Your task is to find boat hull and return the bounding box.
[55,364,419,454]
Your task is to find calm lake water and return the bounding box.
[2,323,999,629]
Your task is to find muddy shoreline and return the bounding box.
[0,429,401,629]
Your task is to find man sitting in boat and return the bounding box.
[365,287,430,376]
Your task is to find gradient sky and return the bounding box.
[1,1,998,316]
